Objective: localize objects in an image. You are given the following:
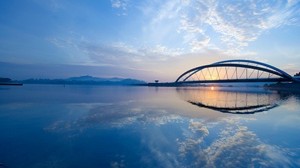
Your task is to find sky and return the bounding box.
[0,0,300,82]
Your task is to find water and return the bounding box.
[1,85,300,168]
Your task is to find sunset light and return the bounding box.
[0,0,300,81]
[0,0,300,167]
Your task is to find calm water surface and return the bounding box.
[1,84,300,168]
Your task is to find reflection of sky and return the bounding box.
[1,85,300,167]
[178,118,300,167]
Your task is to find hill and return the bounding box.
[20,76,146,85]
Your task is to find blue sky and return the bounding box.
[0,0,300,81]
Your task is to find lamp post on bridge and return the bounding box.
[294,72,300,82]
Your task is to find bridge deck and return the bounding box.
[144,78,293,87]
[175,78,292,84]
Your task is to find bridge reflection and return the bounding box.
[177,87,283,114]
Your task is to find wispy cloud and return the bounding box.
[139,0,300,56]
[48,33,242,81]
[111,0,130,15]
[49,34,184,68]
[111,0,128,9]
[48,0,300,67]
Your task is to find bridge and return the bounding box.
[175,59,299,85]
[145,59,300,86]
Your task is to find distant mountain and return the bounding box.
[0,77,12,83]
[19,76,146,85]
[67,75,103,81]
[0,77,23,85]
[67,75,124,82]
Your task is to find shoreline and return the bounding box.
[0,83,23,86]
[264,82,300,92]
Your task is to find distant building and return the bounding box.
[155,80,159,83]
[295,72,300,76]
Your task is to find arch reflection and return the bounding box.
[177,87,281,114]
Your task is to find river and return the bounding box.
[1,84,300,167]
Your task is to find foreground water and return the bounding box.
[1,84,300,168]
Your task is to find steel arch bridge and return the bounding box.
[175,60,298,84]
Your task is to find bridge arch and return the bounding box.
[175,59,295,83]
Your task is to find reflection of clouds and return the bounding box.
[177,118,299,168]
[281,96,300,111]
[45,101,183,132]
[110,160,125,168]
[205,126,263,167]
[179,120,209,161]
[221,116,256,125]
[142,145,180,168]
[82,105,181,127]
[189,120,209,135]
[44,97,300,167]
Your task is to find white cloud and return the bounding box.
[49,35,184,66]
[48,0,300,79]
[111,0,129,15]
[189,0,298,54]
[140,0,300,56]
[111,0,128,9]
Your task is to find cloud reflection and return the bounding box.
[45,101,183,133]
[44,88,300,167]
[177,118,298,167]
